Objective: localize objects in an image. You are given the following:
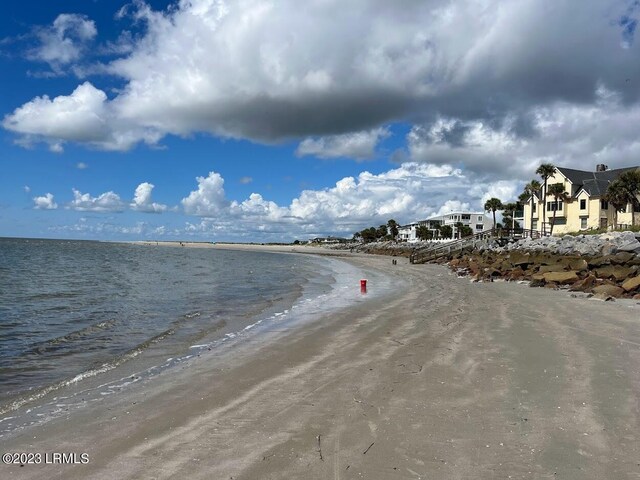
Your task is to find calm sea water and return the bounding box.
[0,238,372,418]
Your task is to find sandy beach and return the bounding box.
[3,247,640,479]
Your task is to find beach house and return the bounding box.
[398,211,492,242]
[522,164,640,235]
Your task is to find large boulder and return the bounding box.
[542,271,579,284]
[529,252,559,265]
[622,276,640,293]
[559,257,589,272]
[588,256,610,268]
[595,265,634,281]
[509,251,531,266]
[610,251,637,264]
[617,242,640,254]
[507,267,526,281]
[530,278,546,287]
[569,275,597,292]
[601,242,618,256]
[497,260,513,271]
[539,264,567,273]
[592,284,625,297]
[468,261,482,276]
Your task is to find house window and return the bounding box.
[580,217,587,229]
[462,214,471,220]
[547,201,563,211]
[580,199,586,210]
[478,216,483,221]
[600,200,608,210]
[532,203,536,212]
[476,224,483,230]
[552,217,567,225]
[532,220,538,229]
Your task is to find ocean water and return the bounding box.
[0,238,383,427]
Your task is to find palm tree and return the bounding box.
[460,225,473,237]
[523,179,541,232]
[387,219,399,240]
[454,221,464,239]
[439,225,453,239]
[547,183,569,235]
[536,164,556,234]
[606,169,640,227]
[484,197,503,231]
[361,227,377,243]
[501,202,519,232]
[605,179,628,229]
[416,225,432,241]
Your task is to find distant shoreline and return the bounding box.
[128,240,356,256]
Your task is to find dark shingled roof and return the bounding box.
[556,166,640,197]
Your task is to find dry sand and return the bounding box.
[3,247,640,479]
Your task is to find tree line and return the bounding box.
[352,219,400,243]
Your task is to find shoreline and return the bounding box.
[3,248,640,479]
[0,246,387,432]
[129,240,361,257]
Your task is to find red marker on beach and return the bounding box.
[360,279,367,294]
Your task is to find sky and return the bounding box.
[1,0,639,242]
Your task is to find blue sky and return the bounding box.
[1,0,639,241]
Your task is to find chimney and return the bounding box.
[596,164,609,172]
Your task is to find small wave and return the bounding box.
[0,327,176,417]
[23,319,119,356]
[26,291,80,301]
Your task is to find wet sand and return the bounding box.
[3,249,640,479]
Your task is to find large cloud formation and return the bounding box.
[45,164,529,240]
[179,163,506,237]
[3,0,639,172]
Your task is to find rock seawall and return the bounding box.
[326,232,640,299]
[437,231,640,300]
[329,240,416,257]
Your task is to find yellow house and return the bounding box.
[523,164,640,235]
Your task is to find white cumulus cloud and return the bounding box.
[69,188,126,212]
[181,171,228,216]
[178,163,503,238]
[130,182,167,213]
[33,193,58,210]
[3,82,162,152]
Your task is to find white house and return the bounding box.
[398,211,492,243]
